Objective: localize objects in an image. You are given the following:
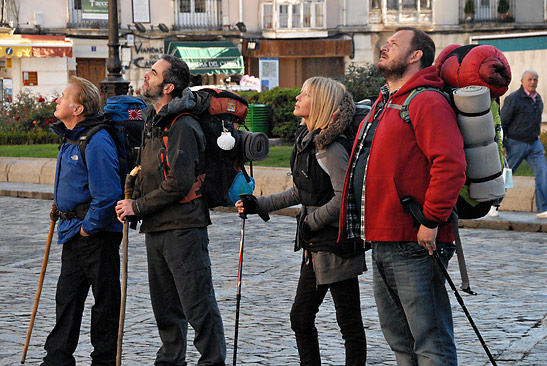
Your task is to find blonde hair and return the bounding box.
[301,77,346,131]
[68,76,101,116]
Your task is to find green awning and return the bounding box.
[165,41,244,75]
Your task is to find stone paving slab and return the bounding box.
[0,196,545,365]
[1,182,547,234]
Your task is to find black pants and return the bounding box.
[290,260,367,366]
[42,231,122,366]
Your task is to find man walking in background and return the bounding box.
[500,70,547,218]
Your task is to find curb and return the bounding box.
[1,157,545,232]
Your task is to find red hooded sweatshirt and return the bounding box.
[339,66,467,243]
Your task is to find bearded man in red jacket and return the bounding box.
[339,27,466,365]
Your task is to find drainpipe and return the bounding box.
[239,0,243,25]
[342,0,347,26]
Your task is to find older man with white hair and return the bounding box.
[500,70,547,218]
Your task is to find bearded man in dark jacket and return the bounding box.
[116,55,226,365]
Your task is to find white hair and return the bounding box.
[521,70,538,80]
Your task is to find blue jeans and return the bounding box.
[371,242,457,366]
[505,137,547,212]
[145,228,226,366]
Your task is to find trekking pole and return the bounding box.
[21,203,58,364]
[432,252,498,365]
[233,210,247,366]
[116,166,141,366]
[401,196,497,365]
[450,212,476,295]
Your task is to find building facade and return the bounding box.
[1,0,547,106]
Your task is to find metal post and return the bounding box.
[100,0,129,100]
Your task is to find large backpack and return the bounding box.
[68,95,148,187]
[387,86,505,219]
[161,88,269,208]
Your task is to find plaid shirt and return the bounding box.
[345,84,392,240]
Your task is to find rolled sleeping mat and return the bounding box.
[469,175,506,202]
[465,141,502,180]
[453,85,491,115]
[458,111,496,146]
[241,131,270,162]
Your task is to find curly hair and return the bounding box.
[160,54,190,97]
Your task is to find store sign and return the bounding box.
[82,0,108,20]
[22,71,38,86]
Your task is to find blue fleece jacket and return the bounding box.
[52,114,123,244]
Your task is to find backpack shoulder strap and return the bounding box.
[162,112,198,148]
[65,124,110,169]
[387,86,449,128]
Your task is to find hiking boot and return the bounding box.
[536,210,547,219]
[488,206,499,217]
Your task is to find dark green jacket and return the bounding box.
[132,88,210,232]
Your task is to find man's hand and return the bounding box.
[417,224,438,255]
[116,199,135,223]
[79,227,90,237]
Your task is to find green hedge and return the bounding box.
[0,131,61,145]
[240,87,301,140]
[237,64,385,141]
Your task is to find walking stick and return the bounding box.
[432,252,498,365]
[116,166,140,366]
[233,211,247,366]
[21,203,58,364]
[401,196,498,365]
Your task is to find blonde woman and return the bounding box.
[236,77,367,365]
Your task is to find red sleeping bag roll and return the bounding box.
[435,44,512,98]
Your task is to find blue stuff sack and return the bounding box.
[227,171,255,206]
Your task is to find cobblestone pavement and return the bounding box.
[0,196,545,365]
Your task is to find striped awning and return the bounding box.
[0,35,73,58]
[165,41,244,75]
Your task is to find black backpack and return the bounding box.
[161,88,269,208]
[337,99,372,153]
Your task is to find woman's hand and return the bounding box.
[235,200,245,215]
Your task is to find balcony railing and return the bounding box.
[460,0,516,24]
[174,0,222,31]
[67,1,107,29]
[67,0,222,31]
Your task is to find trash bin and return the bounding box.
[244,104,269,134]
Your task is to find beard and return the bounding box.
[377,52,410,80]
[142,82,164,100]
